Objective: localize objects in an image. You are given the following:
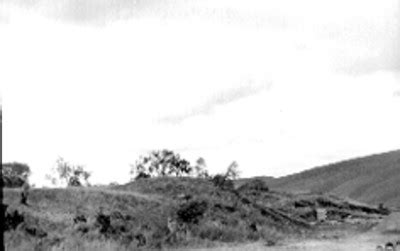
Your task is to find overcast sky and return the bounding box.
[1,0,400,186]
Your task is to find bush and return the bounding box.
[210,175,234,190]
[5,209,25,231]
[95,211,112,235]
[92,209,142,246]
[209,161,240,191]
[73,214,87,224]
[177,199,208,225]
[238,179,269,193]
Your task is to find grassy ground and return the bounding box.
[3,177,390,250]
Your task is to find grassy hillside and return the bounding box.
[2,178,302,250]
[3,177,388,250]
[269,150,400,207]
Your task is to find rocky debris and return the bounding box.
[285,196,389,226]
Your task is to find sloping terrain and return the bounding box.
[3,177,388,250]
[3,186,167,250]
[269,150,400,207]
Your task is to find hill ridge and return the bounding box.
[269,149,400,207]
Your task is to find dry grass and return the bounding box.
[3,177,389,250]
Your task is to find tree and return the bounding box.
[193,157,209,178]
[209,161,239,190]
[2,162,31,188]
[130,149,193,180]
[225,161,240,180]
[46,157,91,187]
[2,162,31,178]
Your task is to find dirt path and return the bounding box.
[277,234,385,251]
[177,232,399,251]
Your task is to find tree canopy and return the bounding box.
[130,149,193,180]
[2,162,31,188]
[46,157,91,187]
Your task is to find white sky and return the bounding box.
[1,0,400,186]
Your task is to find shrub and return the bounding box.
[5,209,25,231]
[177,199,208,225]
[73,214,87,224]
[92,209,140,246]
[210,175,234,190]
[238,179,269,193]
[24,226,48,238]
[209,161,240,190]
[95,211,112,235]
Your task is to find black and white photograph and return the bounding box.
[1,0,400,250]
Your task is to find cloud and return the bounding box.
[3,0,398,75]
[166,70,400,177]
[158,82,271,124]
[1,0,154,25]
[332,18,400,75]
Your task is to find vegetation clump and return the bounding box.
[238,178,270,193]
[209,161,240,190]
[4,209,25,231]
[176,199,208,224]
[130,149,193,179]
[2,162,30,188]
[210,174,234,190]
[46,157,91,187]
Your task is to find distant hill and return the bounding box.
[268,150,400,208]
